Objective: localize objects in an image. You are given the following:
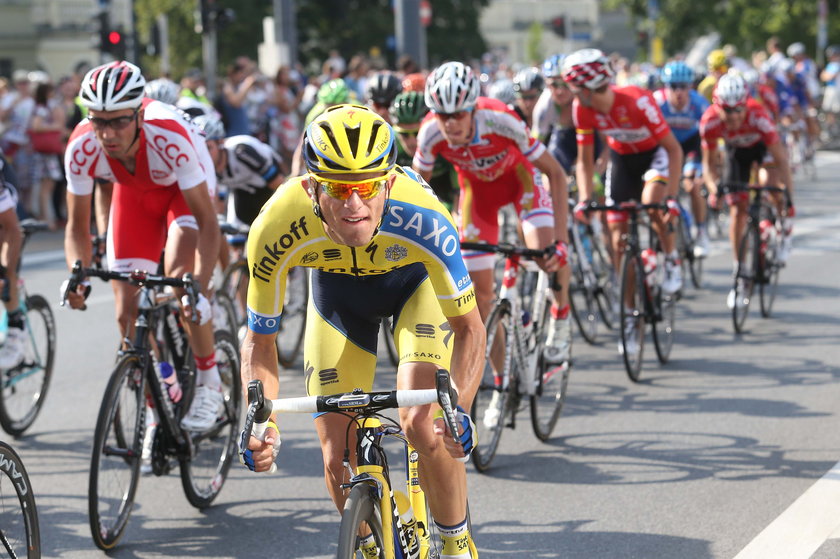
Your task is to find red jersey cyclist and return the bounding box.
[414,61,572,366]
[699,72,794,309]
[63,61,224,432]
[562,49,684,356]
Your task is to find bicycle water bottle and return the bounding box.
[759,219,773,257]
[393,490,420,559]
[158,361,183,403]
[641,248,657,288]
[578,223,593,262]
[679,203,693,233]
[521,309,531,328]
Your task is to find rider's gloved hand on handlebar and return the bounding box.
[59,278,90,310]
[573,200,590,222]
[180,292,212,325]
[434,405,478,463]
[239,420,281,473]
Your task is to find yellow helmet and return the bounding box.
[707,49,728,71]
[303,104,397,175]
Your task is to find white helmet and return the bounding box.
[144,78,180,106]
[561,49,614,90]
[488,79,516,105]
[787,42,806,57]
[425,61,480,113]
[713,72,748,108]
[192,114,226,141]
[80,61,146,112]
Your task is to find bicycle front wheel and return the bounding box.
[180,329,241,508]
[760,226,781,318]
[276,267,308,368]
[732,227,758,334]
[220,260,249,339]
[678,218,703,289]
[530,288,569,441]
[211,290,238,341]
[619,253,646,382]
[652,289,677,364]
[88,354,146,550]
[0,294,56,436]
[588,225,618,330]
[568,243,599,345]
[336,484,385,559]
[0,441,40,558]
[471,300,514,472]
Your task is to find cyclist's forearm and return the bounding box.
[534,151,568,241]
[576,143,596,201]
[447,308,486,411]
[241,331,281,419]
[65,193,93,268]
[702,150,718,194]
[194,228,220,289]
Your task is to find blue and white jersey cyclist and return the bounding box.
[241,104,485,558]
[653,60,711,257]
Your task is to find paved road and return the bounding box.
[8,151,840,558]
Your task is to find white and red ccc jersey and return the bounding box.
[700,98,779,150]
[413,96,545,183]
[64,97,216,196]
[574,85,671,155]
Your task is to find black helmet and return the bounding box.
[365,72,403,106]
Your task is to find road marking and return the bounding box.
[22,249,65,267]
[734,459,840,558]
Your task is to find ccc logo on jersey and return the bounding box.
[152,134,189,167]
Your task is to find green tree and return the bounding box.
[604,0,824,60]
[134,0,490,81]
[526,22,544,65]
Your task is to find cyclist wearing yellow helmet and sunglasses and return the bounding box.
[241,104,484,558]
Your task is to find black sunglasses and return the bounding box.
[668,83,691,90]
[89,109,139,131]
[722,106,745,114]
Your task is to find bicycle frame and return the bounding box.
[242,371,463,559]
[344,416,432,558]
[497,255,551,399]
[123,284,194,455]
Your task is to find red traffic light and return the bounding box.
[108,30,122,45]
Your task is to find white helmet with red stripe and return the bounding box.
[80,61,146,112]
[561,48,614,90]
[713,72,749,108]
[424,61,480,113]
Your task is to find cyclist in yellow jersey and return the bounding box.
[698,49,729,103]
[241,104,484,558]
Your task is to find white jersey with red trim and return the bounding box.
[64,98,216,196]
[413,96,545,183]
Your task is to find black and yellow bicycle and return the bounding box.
[242,370,466,559]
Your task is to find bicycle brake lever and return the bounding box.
[435,369,461,443]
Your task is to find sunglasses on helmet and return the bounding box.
[312,174,390,200]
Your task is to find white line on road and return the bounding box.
[734,460,840,558]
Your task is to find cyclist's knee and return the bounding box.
[402,406,441,456]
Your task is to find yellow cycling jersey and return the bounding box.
[246,168,476,334]
[697,75,718,103]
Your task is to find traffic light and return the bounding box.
[551,16,566,38]
[94,10,126,60]
[106,28,127,60]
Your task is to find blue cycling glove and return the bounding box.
[454,405,478,463]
